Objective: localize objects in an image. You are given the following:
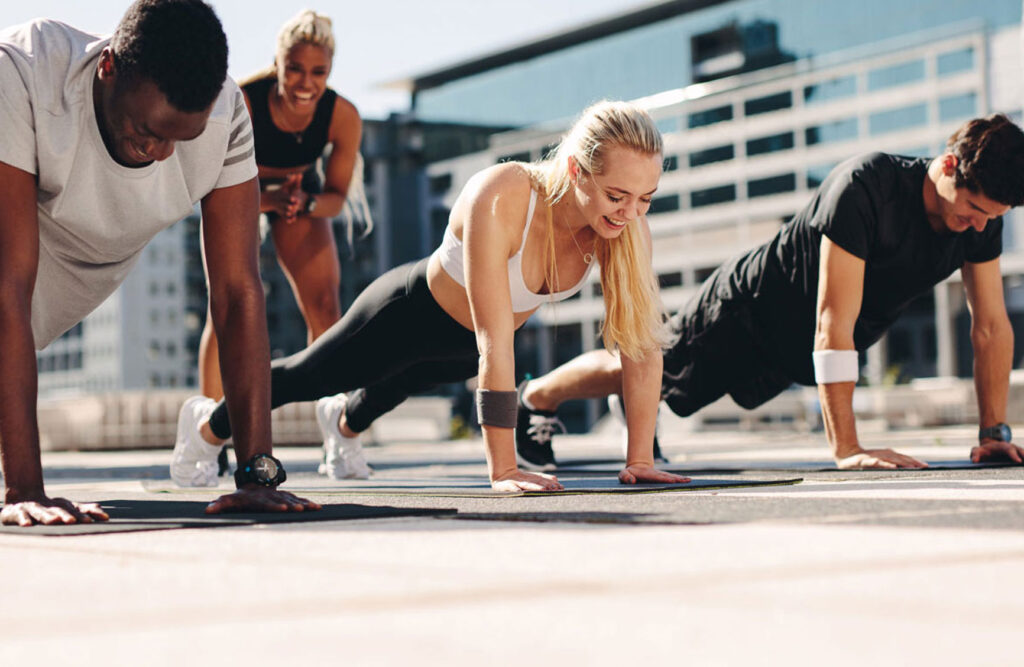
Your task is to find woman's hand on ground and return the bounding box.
[206,487,321,514]
[0,496,109,526]
[835,448,927,469]
[619,465,691,485]
[491,470,563,493]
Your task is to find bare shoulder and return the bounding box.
[462,162,534,217]
[331,93,362,130]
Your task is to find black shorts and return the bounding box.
[661,273,792,417]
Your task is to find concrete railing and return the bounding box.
[37,390,454,452]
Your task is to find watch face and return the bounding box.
[253,456,278,481]
[999,424,1012,442]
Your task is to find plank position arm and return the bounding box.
[463,169,563,492]
[0,161,110,526]
[201,177,320,513]
[962,257,1024,463]
[814,236,927,469]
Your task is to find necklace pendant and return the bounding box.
[583,252,594,265]
[294,132,303,144]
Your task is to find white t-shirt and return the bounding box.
[0,19,257,348]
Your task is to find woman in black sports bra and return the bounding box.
[198,9,364,399]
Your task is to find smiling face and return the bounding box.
[931,154,1010,234]
[94,49,210,168]
[275,42,332,115]
[570,146,664,239]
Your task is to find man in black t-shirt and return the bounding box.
[517,114,1024,470]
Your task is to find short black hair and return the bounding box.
[947,113,1024,208]
[110,0,228,112]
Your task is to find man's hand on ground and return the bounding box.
[0,496,109,526]
[971,440,1024,464]
[835,448,928,469]
[491,470,563,492]
[619,464,691,485]
[206,487,321,514]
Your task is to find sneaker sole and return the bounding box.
[516,453,556,473]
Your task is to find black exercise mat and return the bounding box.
[281,476,804,498]
[0,499,456,536]
[554,459,1023,474]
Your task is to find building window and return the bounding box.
[937,47,974,77]
[867,59,925,91]
[688,105,733,129]
[869,103,927,135]
[689,144,734,167]
[658,272,683,288]
[429,173,452,195]
[648,194,680,215]
[938,92,977,123]
[148,341,160,361]
[748,173,796,198]
[663,155,679,172]
[691,184,736,208]
[746,132,794,157]
[496,151,530,164]
[744,91,791,117]
[805,117,858,146]
[807,163,836,189]
[804,75,857,106]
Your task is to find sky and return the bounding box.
[0,0,662,119]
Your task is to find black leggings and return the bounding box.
[208,258,479,439]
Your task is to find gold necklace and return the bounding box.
[561,215,594,264]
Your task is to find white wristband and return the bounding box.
[812,350,859,384]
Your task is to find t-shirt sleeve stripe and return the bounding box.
[212,80,258,189]
[223,146,255,167]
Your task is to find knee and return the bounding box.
[305,284,341,323]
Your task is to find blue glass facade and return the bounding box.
[413,0,1020,126]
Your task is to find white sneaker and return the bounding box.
[315,394,371,480]
[170,396,223,487]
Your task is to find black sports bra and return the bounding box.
[242,77,337,168]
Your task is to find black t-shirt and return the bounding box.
[720,152,1003,384]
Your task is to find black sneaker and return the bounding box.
[608,394,668,464]
[515,381,562,471]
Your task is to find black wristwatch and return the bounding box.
[234,453,287,489]
[979,423,1012,443]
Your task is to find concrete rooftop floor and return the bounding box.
[2,425,1023,666]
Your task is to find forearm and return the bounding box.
[0,298,44,502]
[817,381,861,460]
[304,189,347,220]
[973,322,1013,427]
[622,349,662,466]
[477,346,517,479]
[211,283,272,461]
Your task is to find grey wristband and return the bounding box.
[475,389,518,428]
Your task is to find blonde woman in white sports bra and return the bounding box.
[171,100,692,493]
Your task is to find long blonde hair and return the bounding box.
[240,9,336,87]
[525,100,669,361]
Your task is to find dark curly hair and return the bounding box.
[110,0,228,112]
[947,113,1024,207]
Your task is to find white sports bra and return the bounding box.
[433,189,594,313]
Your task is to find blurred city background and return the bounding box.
[10,0,1024,448]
